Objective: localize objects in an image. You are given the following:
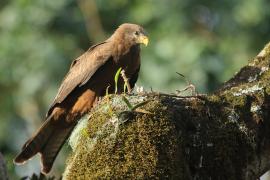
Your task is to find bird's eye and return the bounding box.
[134,31,139,36]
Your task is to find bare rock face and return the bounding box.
[63,42,270,180]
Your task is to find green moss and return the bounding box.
[221,91,247,108]
[207,94,221,103]
[260,69,270,83]
[63,96,189,179]
[62,91,263,179]
[266,87,270,94]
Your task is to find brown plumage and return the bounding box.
[14,23,148,174]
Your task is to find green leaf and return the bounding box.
[121,96,133,110]
[123,83,127,94]
[114,67,122,94]
[105,85,110,97]
[131,100,151,111]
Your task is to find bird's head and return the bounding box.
[114,23,149,46]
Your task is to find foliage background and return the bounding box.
[0,0,270,178]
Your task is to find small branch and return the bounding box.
[176,72,197,95]
[176,84,196,95]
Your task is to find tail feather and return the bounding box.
[14,114,76,174]
[14,116,54,164]
[40,126,74,173]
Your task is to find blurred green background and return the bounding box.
[1,0,270,178]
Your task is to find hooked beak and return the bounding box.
[138,35,149,46]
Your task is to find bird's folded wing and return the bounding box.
[48,41,112,112]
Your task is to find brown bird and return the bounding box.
[14,23,148,174]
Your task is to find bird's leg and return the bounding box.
[121,70,132,93]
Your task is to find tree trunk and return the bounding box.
[63,42,270,180]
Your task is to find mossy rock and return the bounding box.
[62,92,258,179]
[63,95,189,179]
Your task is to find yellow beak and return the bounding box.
[139,35,149,46]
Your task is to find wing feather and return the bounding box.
[48,41,112,111]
